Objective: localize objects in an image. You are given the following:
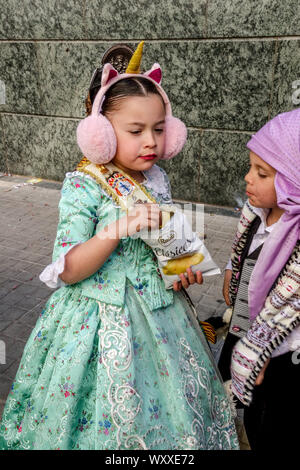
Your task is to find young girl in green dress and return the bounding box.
[0,43,238,450]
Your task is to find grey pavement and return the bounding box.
[0,173,239,420]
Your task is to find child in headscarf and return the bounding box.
[219,108,300,451]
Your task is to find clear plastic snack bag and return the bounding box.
[138,205,221,289]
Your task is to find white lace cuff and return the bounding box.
[39,243,81,288]
[225,258,232,271]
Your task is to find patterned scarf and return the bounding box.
[228,201,300,405]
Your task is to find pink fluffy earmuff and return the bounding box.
[76,63,187,164]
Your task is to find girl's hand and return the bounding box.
[173,268,203,291]
[255,358,271,385]
[119,203,160,237]
[223,269,232,306]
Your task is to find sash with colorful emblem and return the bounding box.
[76,156,158,210]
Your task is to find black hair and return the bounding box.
[85,76,163,117]
[102,77,163,115]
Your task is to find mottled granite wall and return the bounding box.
[0,0,300,206]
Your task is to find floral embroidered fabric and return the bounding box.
[0,165,238,450]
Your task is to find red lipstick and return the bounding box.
[139,154,157,160]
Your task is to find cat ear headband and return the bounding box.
[76,41,187,164]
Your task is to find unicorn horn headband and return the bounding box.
[126,40,144,73]
[77,41,187,164]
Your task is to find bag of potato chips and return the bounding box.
[139,205,221,289]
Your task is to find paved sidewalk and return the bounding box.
[0,173,239,420]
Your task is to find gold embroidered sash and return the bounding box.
[76,157,158,211]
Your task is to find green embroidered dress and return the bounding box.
[0,165,238,450]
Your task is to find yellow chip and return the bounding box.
[162,252,204,275]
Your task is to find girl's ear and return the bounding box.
[101,63,119,87]
[144,63,162,85]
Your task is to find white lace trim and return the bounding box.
[142,165,168,195]
[39,243,81,288]
[142,165,172,204]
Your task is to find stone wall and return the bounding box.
[0,0,299,206]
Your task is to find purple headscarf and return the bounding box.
[246,108,300,322]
